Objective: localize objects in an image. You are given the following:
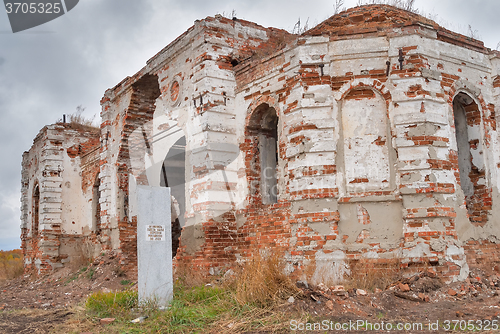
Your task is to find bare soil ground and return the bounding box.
[0,252,130,333]
[291,269,500,333]
[1,255,500,333]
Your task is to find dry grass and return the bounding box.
[174,261,211,288]
[0,249,24,282]
[176,252,300,307]
[342,259,402,291]
[231,252,301,307]
[58,106,99,133]
[355,0,417,13]
[210,304,302,334]
[51,306,96,334]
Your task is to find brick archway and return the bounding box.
[336,79,392,104]
[452,91,491,226]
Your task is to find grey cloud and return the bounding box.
[0,191,21,250]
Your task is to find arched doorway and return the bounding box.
[160,136,185,257]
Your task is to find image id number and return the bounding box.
[443,319,498,331]
[5,2,61,14]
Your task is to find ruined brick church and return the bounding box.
[21,5,500,282]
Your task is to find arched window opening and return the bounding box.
[32,183,39,237]
[247,104,278,204]
[92,174,101,235]
[160,136,185,257]
[453,92,489,225]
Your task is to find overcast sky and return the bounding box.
[0,0,498,251]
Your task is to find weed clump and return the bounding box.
[343,259,402,291]
[85,290,138,319]
[232,253,301,307]
[86,268,96,280]
[57,105,99,133]
[120,279,131,286]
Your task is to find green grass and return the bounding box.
[83,282,301,333]
[86,289,138,319]
[152,285,235,332]
[86,268,96,280]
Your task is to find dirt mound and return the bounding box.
[411,276,444,293]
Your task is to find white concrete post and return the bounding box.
[137,186,173,307]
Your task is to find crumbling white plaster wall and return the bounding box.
[21,124,99,272]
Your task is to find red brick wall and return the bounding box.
[464,240,500,273]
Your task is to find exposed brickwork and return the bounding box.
[303,5,440,37]
[494,76,500,88]
[303,5,486,53]
[119,216,138,279]
[464,240,500,271]
[447,92,493,227]
[113,74,160,274]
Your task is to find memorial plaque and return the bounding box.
[146,225,165,241]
